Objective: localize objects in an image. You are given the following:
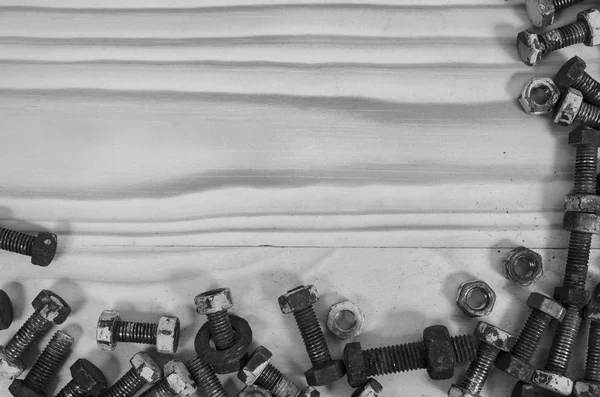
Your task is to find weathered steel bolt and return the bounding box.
[448,322,516,397]
[517,9,600,66]
[0,289,71,380]
[101,352,162,397]
[194,288,236,351]
[96,310,180,354]
[278,285,346,386]
[555,56,600,107]
[496,293,566,383]
[187,356,228,397]
[555,88,600,129]
[54,358,107,397]
[9,330,73,397]
[344,325,477,387]
[139,360,197,397]
[526,0,587,27]
[0,227,57,267]
[572,282,600,396]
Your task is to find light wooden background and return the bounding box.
[1,1,600,396]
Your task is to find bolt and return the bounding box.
[526,0,586,27]
[54,358,107,397]
[96,310,180,354]
[278,285,346,386]
[344,328,477,387]
[194,288,236,351]
[517,9,600,66]
[139,360,197,397]
[555,56,600,107]
[555,88,600,129]
[187,356,227,397]
[9,330,73,397]
[102,352,162,397]
[0,290,71,380]
[449,322,516,397]
[571,283,600,396]
[0,227,57,267]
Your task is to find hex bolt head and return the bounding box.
[194,288,234,315]
[278,285,319,314]
[96,310,120,351]
[69,358,108,396]
[32,290,71,325]
[30,232,57,267]
[555,56,588,91]
[525,0,556,27]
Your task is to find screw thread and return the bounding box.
[292,305,332,365]
[187,357,227,397]
[25,330,73,391]
[586,321,600,381]
[364,341,427,375]
[546,304,582,375]
[4,311,52,362]
[574,72,600,107]
[0,227,35,256]
[102,368,147,397]
[574,145,599,194]
[450,335,478,364]
[114,321,157,345]
[55,380,87,397]
[575,102,600,129]
[206,311,236,351]
[553,0,586,11]
[458,343,499,395]
[541,20,589,53]
[256,363,301,397]
[563,231,592,290]
[512,310,552,363]
[138,378,173,397]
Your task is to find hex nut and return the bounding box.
[130,352,162,384]
[298,387,320,397]
[156,316,180,354]
[503,247,543,287]
[456,280,496,318]
[518,77,560,115]
[344,342,368,388]
[278,285,319,314]
[517,30,544,66]
[554,286,589,308]
[555,57,587,91]
[565,194,600,215]
[531,369,574,395]
[238,346,272,386]
[495,352,535,383]
[563,211,600,234]
[475,321,516,352]
[69,358,108,396]
[195,288,234,315]
[423,325,454,380]
[8,379,45,397]
[527,292,566,321]
[554,88,584,126]
[0,346,25,380]
[448,384,478,397]
[32,290,71,325]
[326,301,365,340]
[573,379,600,397]
[237,386,273,397]
[350,378,383,397]
[304,359,346,387]
[96,310,120,351]
[30,232,57,267]
[578,9,600,46]
[0,290,13,330]
[525,0,556,27]
[163,359,197,397]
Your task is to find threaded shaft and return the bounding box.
[541,20,589,53]
[25,330,73,391]
[292,306,331,365]
[586,321,600,381]
[574,145,598,194]
[4,311,52,362]
[187,357,227,397]
[563,231,592,290]
[575,102,600,129]
[102,368,147,397]
[458,343,499,394]
[364,341,427,375]
[574,72,600,107]
[553,0,586,12]
[512,310,552,363]
[0,227,35,256]
[451,335,478,364]
[256,363,301,397]
[546,305,582,375]
[206,311,236,351]
[114,321,157,345]
[138,379,173,397]
[55,380,87,397]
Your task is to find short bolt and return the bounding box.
[102,352,162,397]
[278,285,346,386]
[194,288,236,351]
[96,310,180,354]
[9,330,73,396]
[526,0,586,27]
[139,360,197,397]
[0,227,57,267]
[187,356,228,397]
[54,358,107,397]
[555,56,600,107]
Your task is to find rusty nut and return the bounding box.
[456,280,496,317]
[503,247,543,286]
[518,77,560,115]
[326,301,365,340]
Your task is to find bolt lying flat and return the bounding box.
[0,227,57,267]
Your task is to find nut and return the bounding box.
[531,369,574,395]
[96,310,120,351]
[156,316,180,354]
[495,352,535,383]
[70,358,107,396]
[586,282,600,321]
[525,0,556,27]
[343,342,367,388]
[517,30,544,66]
[565,194,600,215]
[130,352,162,384]
[350,378,383,397]
[475,321,515,352]
[448,384,478,397]
[554,88,584,126]
[0,290,13,330]
[423,325,454,380]
[569,127,600,147]
[456,280,496,317]
[578,9,600,46]
[299,387,320,397]
[563,211,600,234]
[237,386,273,397]
[163,359,197,397]
[555,57,587,91]
[8,379,44,397]
[527,292,565,321]
[511,381,539,397]
[278,285,319,314]
[503,247,543,286]
[518,77,560,115]
[554,286,589,308]
[238,346,272,386]
[0,347,24,380]
[326,301,365,340]
[195,288,234,315]
[30,232,57,267]
[32,289,71,325]
[304,359,346,387]
[573,379,600,397]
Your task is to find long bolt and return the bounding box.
[0,227,57,266]
[187,356,227,397]
[22,330,73,390]
[195,288,236,351]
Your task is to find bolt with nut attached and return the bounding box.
[101,352,162,397]
[54,358,107,397]
[0,227,57,267]
[138,359,197,397]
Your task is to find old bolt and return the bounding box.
[138,359,197,397]
[53,358,108,397]
[195,288,236,351]
[187,356,228,397]
[0,227,57,267]
[101,352,162,397]
[555,56,600,108]
[555,89,600,129]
